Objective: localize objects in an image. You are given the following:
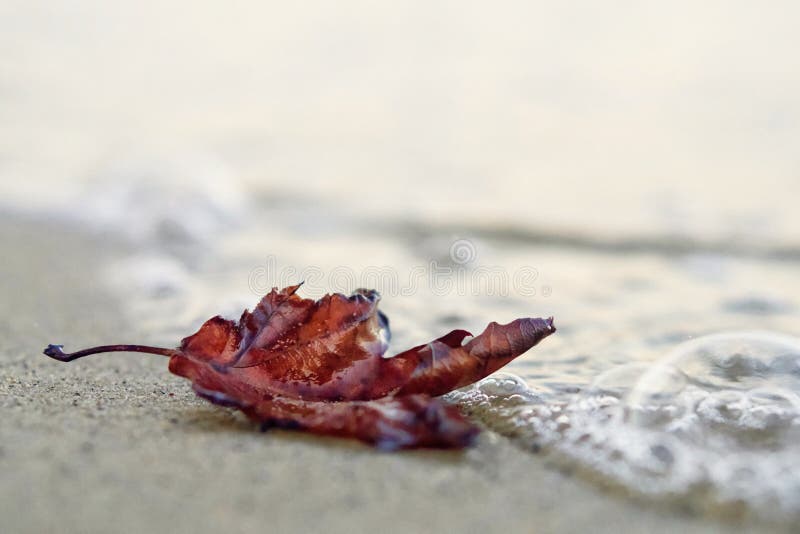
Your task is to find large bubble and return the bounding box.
[626,332,800,444]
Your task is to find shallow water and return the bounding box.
[451,332,800,521]
[15,176,800,524]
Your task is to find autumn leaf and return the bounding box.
[44,285,555,450]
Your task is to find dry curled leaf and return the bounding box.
[45,285,555,449]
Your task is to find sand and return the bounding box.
[1,216,786,534]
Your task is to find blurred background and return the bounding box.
[2,1,800,245]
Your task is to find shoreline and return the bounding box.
[0,215,787,533]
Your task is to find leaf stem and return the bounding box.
[43,344,179,362]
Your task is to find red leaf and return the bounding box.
[44,286,555,449]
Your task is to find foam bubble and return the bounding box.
[453,332,800,521]
[477,373,533,398]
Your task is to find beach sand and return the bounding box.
[0,217,785,534]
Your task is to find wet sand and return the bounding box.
[0,217,787,534]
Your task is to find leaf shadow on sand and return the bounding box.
[172,404,473,462]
